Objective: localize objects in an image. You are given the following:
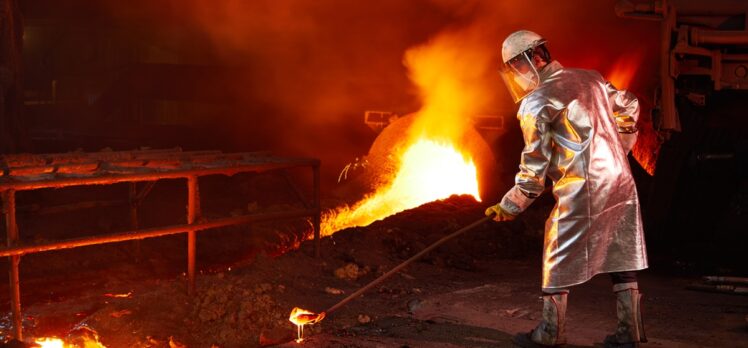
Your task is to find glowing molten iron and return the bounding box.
[288,307,325,342]
[321,139,480,236]
[35,338,65,348]
[34,337,106,348]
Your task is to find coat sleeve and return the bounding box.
[499,103,553,215]
[605,81,640,153]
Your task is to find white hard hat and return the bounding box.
[501,30,546,63]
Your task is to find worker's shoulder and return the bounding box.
[555,66,605,83]
[537,67,606,99]
[518,92,560,121]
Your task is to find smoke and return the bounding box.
[403,20,497,142]
[94,0,658,188]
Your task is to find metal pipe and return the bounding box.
[0,159,320,192]
[695,153,735,161]
[723,53,748,61]
[187,176,200,295]
[0,208,318,258]
[614,0,663,20]
[704,276,748,285]
[670,0,748,16]
[687,283,748,295]
[691,28,748,46]
[661,4,680,131]
[313,164,321,258]
[3,190,22,340]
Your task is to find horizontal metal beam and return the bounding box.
[0,208,318,258]
[0,159,320,191]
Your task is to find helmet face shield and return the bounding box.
[499,51,541,103]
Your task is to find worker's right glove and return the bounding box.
[484,203,517,222]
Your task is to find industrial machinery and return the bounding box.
[617,0,748,269]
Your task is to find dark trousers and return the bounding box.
[610,271,638,284]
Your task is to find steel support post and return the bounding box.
[3,190,22,340]
[186,176,200,294]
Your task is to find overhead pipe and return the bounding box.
[690,28,748,46]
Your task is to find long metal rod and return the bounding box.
[0,208,318,258]
[3,189,22,340]
[323,215,494,316]
[187,176,200,295]
[0,159,319,192]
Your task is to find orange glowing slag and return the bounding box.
[288,307,324,343]
[321,139,480,236]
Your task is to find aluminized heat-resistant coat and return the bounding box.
[499,61,648,289]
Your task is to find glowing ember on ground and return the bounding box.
[321,139,480,236]
[288,307,325,342]
[103,291,133,298]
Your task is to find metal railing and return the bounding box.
[0,148,321,340]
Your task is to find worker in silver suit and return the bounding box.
[485,30,648,348]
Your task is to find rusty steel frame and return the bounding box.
[0,149,321,340]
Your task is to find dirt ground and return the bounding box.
[1,194,747,347]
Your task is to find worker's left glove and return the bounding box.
[485,203,517,222]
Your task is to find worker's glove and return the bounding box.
[615,114,638,134]
[484,203,517,222]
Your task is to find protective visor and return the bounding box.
[499,50,541,103]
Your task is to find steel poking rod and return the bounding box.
[322,214,495,316]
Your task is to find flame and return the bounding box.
[321,140,479,236]
[288,307,324,343]
[605,51,660,175]
[606,52,643,89]
[320,22,491,237]
[35,338,65,348]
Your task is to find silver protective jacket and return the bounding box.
[500,61,648,289]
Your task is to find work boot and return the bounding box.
[603,282,647,348]
[513,292,567,347]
